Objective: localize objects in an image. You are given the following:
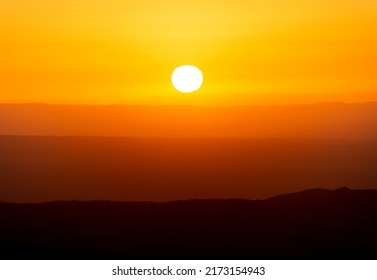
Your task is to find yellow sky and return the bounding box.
[1,0,377,105]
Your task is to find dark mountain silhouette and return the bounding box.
[1,187,377,260]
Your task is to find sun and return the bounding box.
[171,65,203,93]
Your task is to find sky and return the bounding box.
[1,0,377,105]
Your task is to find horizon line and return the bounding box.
[1,100,377,108]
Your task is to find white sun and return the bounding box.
[171,65,203,93]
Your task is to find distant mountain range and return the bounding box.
[1,102,377,138]
[1,188,377,259]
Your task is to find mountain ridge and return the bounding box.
[1,187,377,260]
[0,187,376,205]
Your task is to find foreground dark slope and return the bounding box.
[1,188,377,259]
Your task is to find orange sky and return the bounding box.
[1,0,377,105]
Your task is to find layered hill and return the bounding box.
[1,102,377,138]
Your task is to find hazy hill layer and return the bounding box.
[1,136,376,202]
[1,103,377,138]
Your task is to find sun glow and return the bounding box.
[171,65,203,93]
